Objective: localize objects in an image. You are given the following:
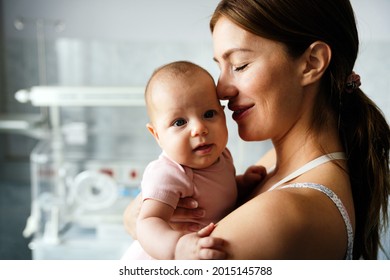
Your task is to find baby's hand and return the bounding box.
[174,223,226,259]
[242,165,266,186]
[236,165,266,204]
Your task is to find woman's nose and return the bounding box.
[191,120,208,137]
[216,74,237,100]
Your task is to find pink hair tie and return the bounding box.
[345,71,361,93]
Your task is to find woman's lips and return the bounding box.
[230,105,254,121]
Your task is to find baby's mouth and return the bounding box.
[193,143,213,153]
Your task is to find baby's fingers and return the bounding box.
[197,223,216,237]
[198,247,226,260]
[196,224,227,259]
[198,236,225,249]
[198,236,226,259]
[247,165,267,177]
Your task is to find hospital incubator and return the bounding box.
[17,86,159,259]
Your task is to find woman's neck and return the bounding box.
[270,120,344,184]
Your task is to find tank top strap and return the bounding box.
[281,183,354,260]
[267,152,346,192]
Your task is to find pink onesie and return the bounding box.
[123,148,237,259]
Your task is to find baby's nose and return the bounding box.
[191,120,208,137]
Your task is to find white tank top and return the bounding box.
[267,152,354,260]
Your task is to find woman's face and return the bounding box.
[212,17,307,143]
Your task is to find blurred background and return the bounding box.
[0,0,389,260]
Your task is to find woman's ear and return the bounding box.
[146,123,161,146]
[301,41,331,86]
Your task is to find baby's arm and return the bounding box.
[137,199,182,259]
[137,199,226,259]
[124,194,203,239]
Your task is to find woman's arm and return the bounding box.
[209,191,293,259]
[210,188,348,259]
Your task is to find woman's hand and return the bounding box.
[124,194,204,239]
[174,223,226,259]
[170,197,206,233]
[123,194,142,239]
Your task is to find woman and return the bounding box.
[125,0,389,259]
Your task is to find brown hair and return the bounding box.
[210,0,390,259]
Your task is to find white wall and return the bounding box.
[351,0,390,120]
[3,0,219,41]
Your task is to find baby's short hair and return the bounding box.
[144,60,214,110]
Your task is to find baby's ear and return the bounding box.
[146,123,161,146]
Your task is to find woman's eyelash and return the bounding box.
[234,64,248,72]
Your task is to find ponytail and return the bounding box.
[340,88,390,259]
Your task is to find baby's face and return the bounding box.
[147,73,228,169]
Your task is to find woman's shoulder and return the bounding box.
[212,187,347,259]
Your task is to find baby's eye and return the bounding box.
[204,110,216,119]
[173,119,187,127]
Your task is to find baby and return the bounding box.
[122,61,263,259]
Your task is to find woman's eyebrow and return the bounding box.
[213,48,253,63]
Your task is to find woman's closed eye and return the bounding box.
[234,63,248,72]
